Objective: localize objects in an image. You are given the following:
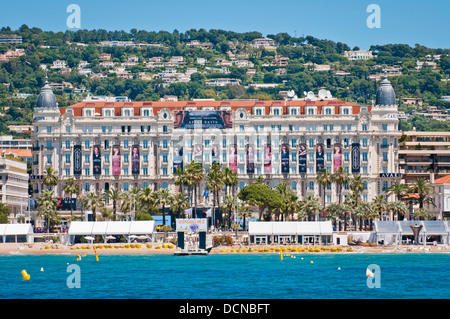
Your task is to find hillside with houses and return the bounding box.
[0,26,449,136]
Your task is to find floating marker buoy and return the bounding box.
[280,252,283,261]
[338,267,341,270]
[21,270,30,280]
[310,261,314,264]
[301,257,304,260]
[40,267,44,272]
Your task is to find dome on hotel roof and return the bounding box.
[375,78,396,106]
[36,78,57,108]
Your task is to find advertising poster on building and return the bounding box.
[351,143,361,173]
[173,146,183,173]
[298,144,307,173]
[173,110,233,129]
[316,143,325,172]
[131,145,140,175]
[73,144,82,175]
[212,144,220,164]
[93,145,101,175]
[246,144,255,174]
[264,144,272,174]
[112,145,121,176]
[229,144,237,173]
[281,143,289,173]
[333,143,342,172]
[194,144,203,164]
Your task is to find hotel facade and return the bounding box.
[31,80,401,210]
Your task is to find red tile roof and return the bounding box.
[62,99,362,116]
[434,175,450,184]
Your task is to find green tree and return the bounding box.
[43,167,58,192]
[299,195,322,221]
[103,188,122,221]
[316,168,333,209]
[205,162,225,227]
[36,190,59,233]
[158,188,172,226]
[62,177,79,217]
[238,183,282,221]
[408,178,435,209]
[0,202,11,223]
[85,192,104,222]
[184,160,204,218]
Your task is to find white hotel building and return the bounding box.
[31,79,401,211]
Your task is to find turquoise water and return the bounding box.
[0,252,449,299]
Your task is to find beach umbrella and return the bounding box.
[84,236,95,243]
[105,235,115,242]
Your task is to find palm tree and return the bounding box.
[316,168,333,209]
[62,177,79,216]
[354,202,372,231]
[184,161,204,218]
[413,207,434,220]
[325,203,345,231]
[372,195,388,221]
[349,175,365,208]
[43,167,58,192]
[332,166,350,204]
[388,201,408,221]
[223,166,238,196]
[221,194,235,229]
[206,162,225,228]
[85,192,104,222]
[138,187,157,215]
[275,182,298,221]
[408,178,435,209]
[173,167,184,192]
[103,188,122,221]
[237,201,252,231]
[158,188,172,226]
[385,182,409,202]
[170,192,190,219]
[300,195,322,221]
[36,190,59,233]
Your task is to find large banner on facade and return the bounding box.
[73,144,82,175]
[333,143,342,172]
[132,145,140,175]
[246,144,255,174]
[316,143,324,172]
[298,144,307,173]
[112,145,121,176]
[173,110,233,129]
[194,144,203,164]
[173,146,183,173]
[264,144,272,174]
[93,145,101,175]
[281,143,289,173]
[351,143,361,173]
[212,144,220,164]
[229,144,237,173]
[173,111,233,129]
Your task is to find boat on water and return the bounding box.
[174,246,212,256]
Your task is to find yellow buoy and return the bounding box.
[310,261,314,264]
[21,270,30,280]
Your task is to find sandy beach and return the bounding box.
[1,242,449,256]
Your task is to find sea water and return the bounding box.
[0,252,449,299]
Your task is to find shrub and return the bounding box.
[213,235,233,246]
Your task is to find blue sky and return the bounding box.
[1,0,449,49]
